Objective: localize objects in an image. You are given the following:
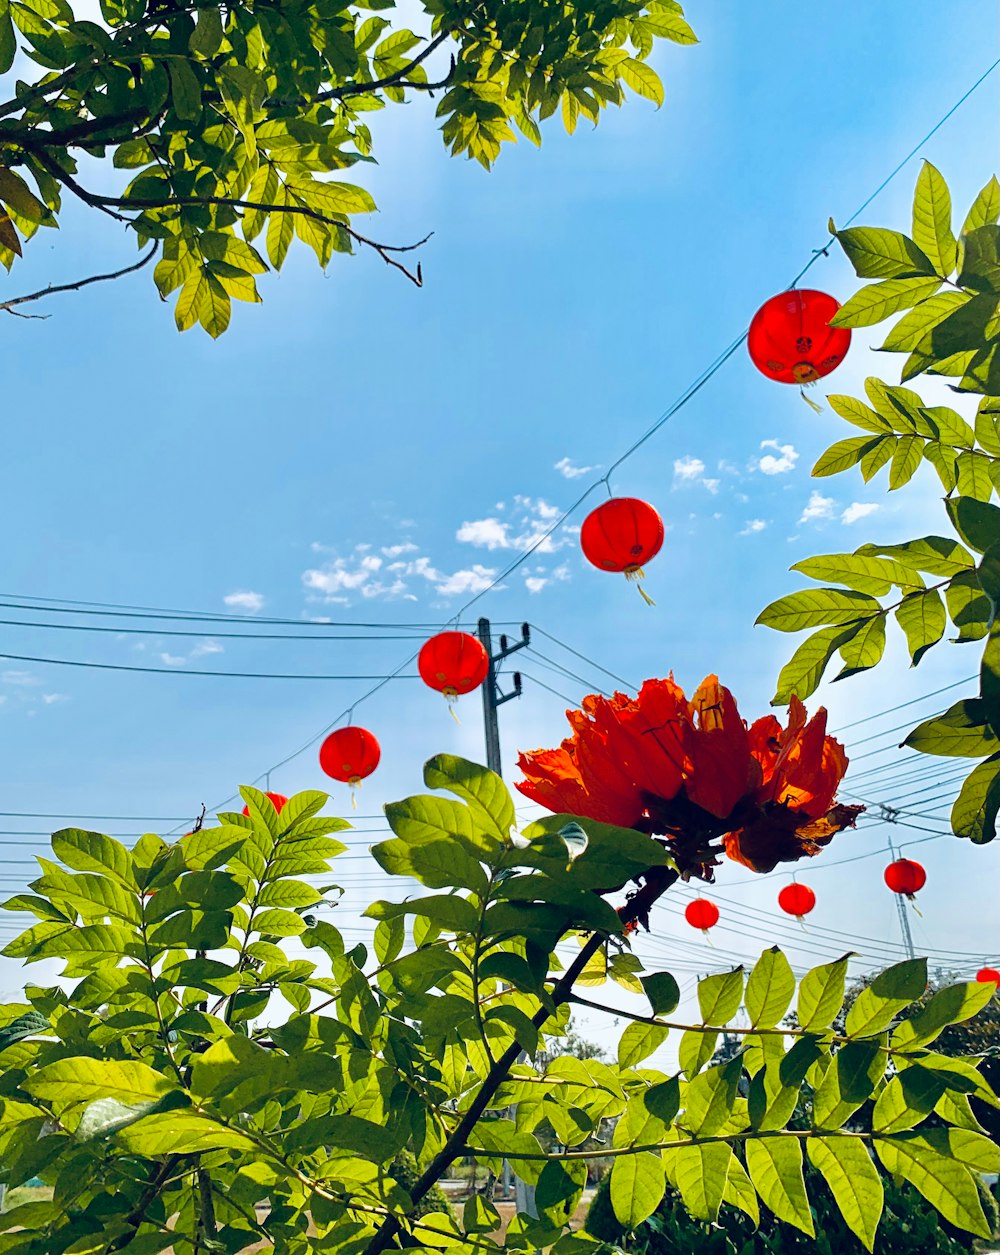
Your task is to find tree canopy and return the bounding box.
[0,0,694,331]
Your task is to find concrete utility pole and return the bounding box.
[476,618,528,777]
[475,618,533,1215]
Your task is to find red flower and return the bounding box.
[516,677,862,875]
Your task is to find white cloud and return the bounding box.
[456,518,511,550]
[525,576,547,593]
[739,519,767,536]
[190,640,224,658]
[432,565,496,596]
[701,478,720,494]
[2,670,40,686]
[673,455,706,481]
[161,639,224,666]
[41,693,69,705]
[304,546,496,603]
[841,502,880,525]
[160,653,188,667]
[799,491,836,524]
[753,440,799,475]
[381,542,418,558]
[223,590,265,613]
[554,456,598,480]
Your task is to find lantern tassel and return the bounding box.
[448,701,461,726]
[349,776,361,811]
[625,566,656,607]
[907,893,923,918]
[799,386,824,414]
[701,929,714,946]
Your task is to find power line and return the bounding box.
[0,616,434,642]
[0,651,422,682]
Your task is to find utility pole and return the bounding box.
[475,617,532,1215]
[895,889,917,961]
[476,618,528,777]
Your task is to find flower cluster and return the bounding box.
[516,675,862,875]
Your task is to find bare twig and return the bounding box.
[316,31,454,103]
[0,243,158,318]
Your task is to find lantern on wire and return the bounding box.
[685,898,719,937]
[748,289,851,410]
[580,497,664,606]
[243,791,288,816]
[418,631,489,717]
[884,857,926,904]
[778,882,816,923]
[319,726,381,808]
[975,967,1000,987]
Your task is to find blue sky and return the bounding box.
[1,1,998,1041]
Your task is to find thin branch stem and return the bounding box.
[316,30,454,103]
[0,244,158,317]
[466,1129,875,1162]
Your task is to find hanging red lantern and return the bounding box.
[884,857,926,900]
[418,632,489,706]
[320,726,381,807]
[685,898,719,936]
[778,882,816,921]
[580,497,664,605]
[975,967,1000,986]
[243,791,288,816]
[748,289,851,386]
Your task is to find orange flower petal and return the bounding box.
[683,676,753,819]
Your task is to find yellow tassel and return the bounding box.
[908,894,923,918]
[799,387,823,414]
[448,702,461,726]
[625,565,656,607]
[636,583,656,607]
[351,790,358,811]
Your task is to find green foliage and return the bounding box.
[585,1157,996,1255]
[0,0,694,334]
[759,165,1000,841]
[0,766,996,1252]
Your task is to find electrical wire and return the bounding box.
[0,616,434,642]
[0,651,421,681]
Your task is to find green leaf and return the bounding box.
[895,589,946,665]
[745,1136,814,1235]
[117,1111,257,1156]
[958,225,1000,293]
[835,612,886,678]
[643,1076,680,1124]
[0,167,48,224]
[189,6,223,56]
[366,893,479,934]
[371,836,488,893]
[771,624,860,704]
[806,1137,883,1252]
[618,57,663,106]
[519,814,671,891]
[697,967,743,1025]
[813,1040,886,1129]
[26,1058,175,1112]
[811,436,881,477]
[888,434,923,489]
[756,588,883,633]
[904,699,999,758]
[0,6,15,75]
[666,1142,732,1223]
[912,161,957,276]
[962,175,1000,234]
[827,394,893,433]
[791,552,924,596]
[859,436,895,481]
[797,954,850,1031]
[0,1009,49,1052]
[945,570,992,643]
[617,1021,668,1068]
[950,752,1000,843]
[679,1027,718,1077]
[167,58,201,122]
[610,1150,665,1227]
[975,396,1000,455]
[640,972,680,1017]
[51,829,136,888]
[875,1134,991,1237]
[845,958,927,1036]
[835,226,936,279]
[857,536,975,578]
[745,947,795,1028]
[423,755,515,845]
[829,276,942,328]
[683,1056,742,1136]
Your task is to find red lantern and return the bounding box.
[685,898,719,936]
[418,632,489,705]
[975,967,1000,986]
[778,882,816,921]
[748,289,851,386]
[580,497,664,605]
[884,858,926,900]
[320,726,381,807]
[243,791,288,816]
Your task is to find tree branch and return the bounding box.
[40,158,430,285]
[361,868,679,1254]
[0,243,158,318]
[315,30,454,103]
